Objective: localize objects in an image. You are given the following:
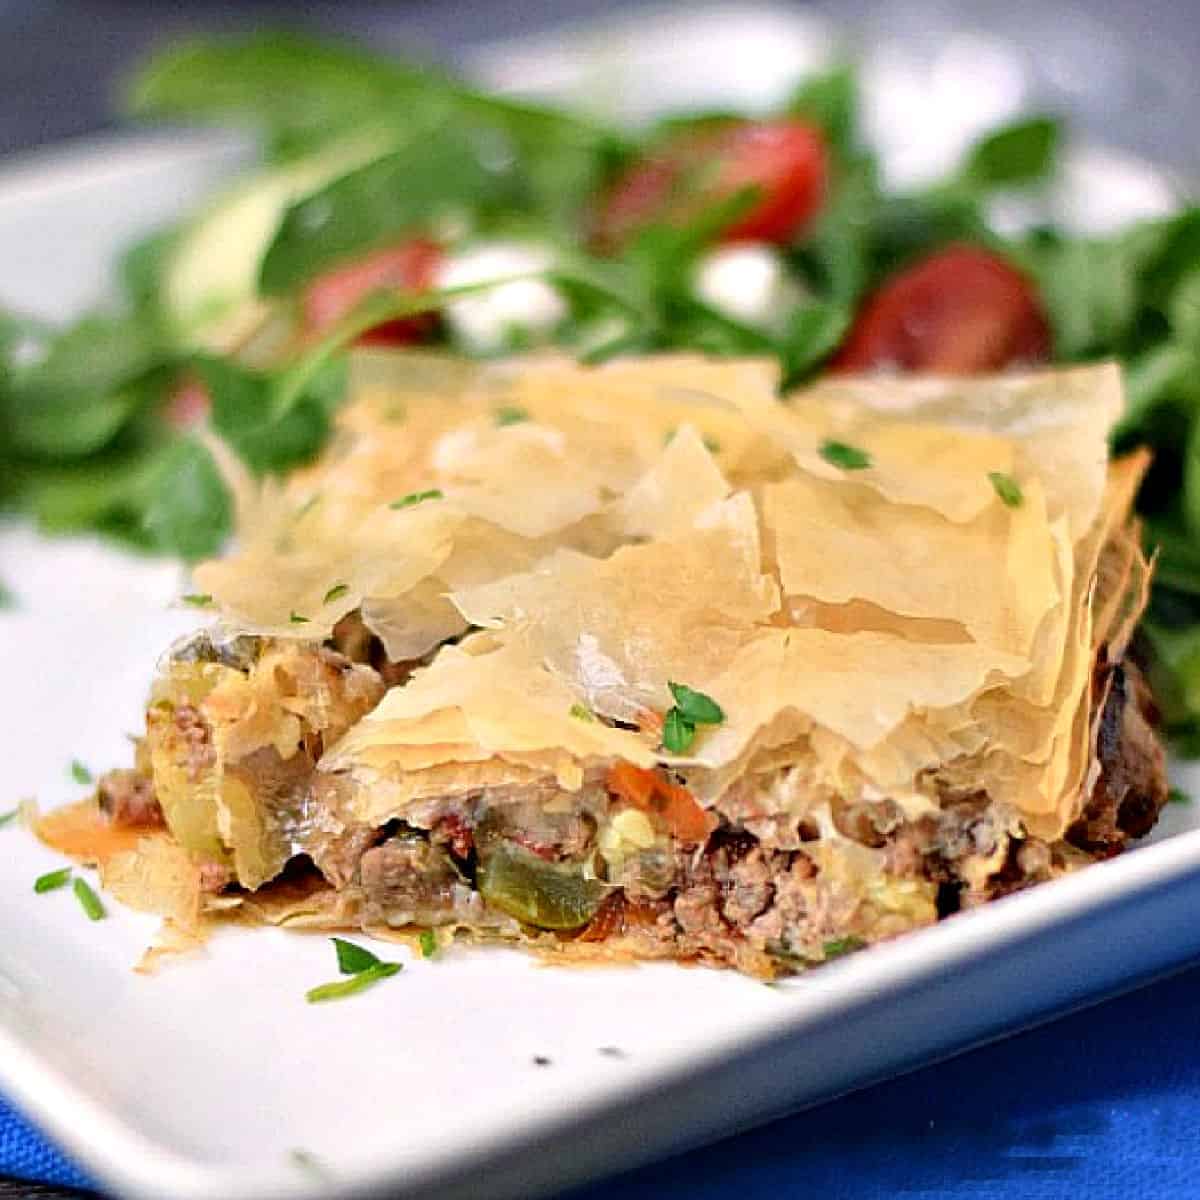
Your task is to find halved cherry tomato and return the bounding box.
[831,244,1052,374]
[606,761,712,844]
[301,238,444,345]
[591,119,827,252]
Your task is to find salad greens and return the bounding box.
[3,33,1200,742]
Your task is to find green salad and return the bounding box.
[2,33,1200,744]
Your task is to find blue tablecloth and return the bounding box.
[6,960,1200,1198]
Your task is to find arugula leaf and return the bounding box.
[119,226,179,320]
[778,301,852,390]
[195,353,346,476]
[332,937,382,975]
[306,961,402,1003]
[786,65,859,158]
[1013,231,1141,361]
[1168,787,1191,805]
[261,124,514,294]
[959,117,1060,188]
[1,316,169,460]
[138,438,233,561]
[127,33,451,159]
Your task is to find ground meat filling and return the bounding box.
[1068,660,1169,855]
[97,769,163,829]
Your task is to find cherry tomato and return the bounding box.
[301,238,444,345]
[592,119,827,251]
[831,244,1052,374]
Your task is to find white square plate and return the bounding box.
[0,8,1197,1199]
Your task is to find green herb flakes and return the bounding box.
[332,936,382,975]
[0,809,18,829]
[662,707,695,755]
[494,405,530,427]
[73,877,105,920]
[289,611,310,624]
[988,471,1024,508]
[419,929,438,958]
[662,682,725,754]
[390,489,444,510]
[69,760,93,786]
[1168,787,1192,805]
[34,868,72,894]
[668,682,725,726]
[818,439,871,471]
[181,593,214,608]
[569,702,595,722]
[822,936,866,960]
[306,961,401,1003]
[323,583,350,605]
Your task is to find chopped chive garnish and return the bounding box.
[34,868,72,894]
[332,937,381,975]
[0,809,18,829]
[668,682,725,726]
[181,593,213,608]
[1168,787,1192,805]
[323,583,350,605]
[662,707,695,755]
[569,702,595,723]
[419,929,438,959]
[494,405,530,427]
[390,489,444,510]
[988,471,1023,508]
[703,435,721,454]
[823,936,866,959]
[69,760,92,785]
[818,439,872,471]
[73,877,105,920]
[289,611,310,624]
[306,961,401,1003]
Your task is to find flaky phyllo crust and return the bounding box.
[39,353,1167,977]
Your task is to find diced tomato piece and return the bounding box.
[591,119,827,251]
[606,761,712,844]
[831,244,1052,374]
[301,238,444,345]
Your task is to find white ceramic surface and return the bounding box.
[0,8,1198,1200]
